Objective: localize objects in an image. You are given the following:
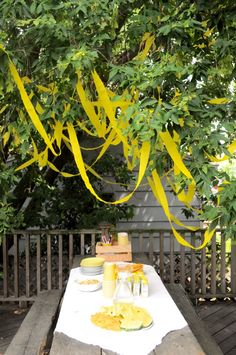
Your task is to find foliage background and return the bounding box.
[0,0,235,238]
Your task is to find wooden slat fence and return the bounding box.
[0,229,235,301]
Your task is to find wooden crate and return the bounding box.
[96,242,132,262]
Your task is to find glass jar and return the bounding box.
[113,272,133,304]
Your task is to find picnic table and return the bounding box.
[49,262,221,355]
[6,255,223,355]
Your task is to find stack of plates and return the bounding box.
[80,257,104,275]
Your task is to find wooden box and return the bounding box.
[96,242,132,262]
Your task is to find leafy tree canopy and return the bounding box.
[0,0,236,240]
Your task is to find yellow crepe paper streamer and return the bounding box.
[2,131,10,146]
[228,140,236,155]
[67,122,150,205]
[15,145,49,171]
[76,119,98,137]
[54,120,63,152]
[147,170,197,234]
[207,98,230,105]
[76,72,106,138]
[147,169,215,250]
[159,131,196,204]
[135,33,155,61]
[0,105,8,114]
[0,45,59,157]
[205,139,236,163]
[92,70,130,150]
[0,43,222,249]
[165,174,202,214]
[48,158,135,188]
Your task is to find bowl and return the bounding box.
[75,278,102,292]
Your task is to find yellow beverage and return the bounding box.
[103,262,116,281]
[117,232,129,246]
[102,280,116,298]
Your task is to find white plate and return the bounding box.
[81,266,103,271]
[142,321,153,331]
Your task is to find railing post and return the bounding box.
[159,231,164,279]
[211,233,217,297]
[191,232,196,296]
[47,233,52,290]
[25,234,30,298]
[231,239,236,294]
[220,232,226,294]
[180,244,185,288]
[14,234,19,298]
[149,231,154,264]
[69,233,74,270]
[91,232,96,255]
[80,233,85,256]
[169,232,174,283]
[37,235,41,294]
[3,234,9,298]
[58,234,63,290]
[201,231,206,296]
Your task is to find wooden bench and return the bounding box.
[5,289,64,355]
[166,283,223,355]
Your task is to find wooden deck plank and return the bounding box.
[196,301,236,355]
[0,304,29,354]
[218,330,236,354]
[166,284,223,355]
[210,310,236,334]
[200,305,236,326]
[213,321,236,344]
[225,347,236,355]
[196,303,224,319]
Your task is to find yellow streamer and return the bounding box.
[148,169,215,249]
[92,70,130,150]
[67,122,150,205]
[1,48,59,156]
[136,33,155,61]
[76,72,105,137]
[159,131,196,203]
[0,44,223,250]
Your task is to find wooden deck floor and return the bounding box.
[0,300,236,354]
[0,303,29,355]
[196,300,236,355]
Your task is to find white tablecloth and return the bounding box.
[55,265,187,355]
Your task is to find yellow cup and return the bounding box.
[103,262,116,281]
[102,280,116,298]
[117,232,129,246]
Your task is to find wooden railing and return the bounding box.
[0,229,236,301]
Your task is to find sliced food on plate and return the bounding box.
[91,303,153,331]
